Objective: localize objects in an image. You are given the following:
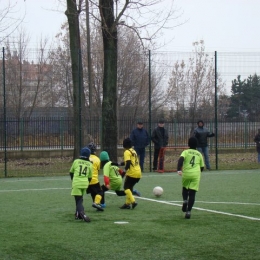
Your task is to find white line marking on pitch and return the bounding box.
[0,188,259,221]
[107,192,260,221]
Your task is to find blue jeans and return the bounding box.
[197,146,210,169]
[134,147,145,172]
[258,152,260,163]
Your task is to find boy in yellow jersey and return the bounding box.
[70,147,93,222]
[85,142,104,211]
[177,137,204,219]
[120,138,142,209]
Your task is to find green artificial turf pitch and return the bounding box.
[0,169,259,260]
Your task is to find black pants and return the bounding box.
[153,147,160,170]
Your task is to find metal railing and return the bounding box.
[0,117,259,150]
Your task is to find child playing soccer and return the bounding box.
[120,138,142,209]
[86,142,105,211]
[177,137,204,219]
[99,151,126,197]
[70,147,93,222]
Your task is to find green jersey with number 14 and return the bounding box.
[70,159,93,189]
[180,149,204,178]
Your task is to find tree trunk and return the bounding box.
[99,0,118,161]
[65,0,86,159]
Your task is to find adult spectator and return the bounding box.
[130,121,150,172]
[193,120,215,170]
[253,129,260,163]
[151,120,169,171]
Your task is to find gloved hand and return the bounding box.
[119,169,126,178]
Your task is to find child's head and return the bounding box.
[188,137,198,149]
[100,151,110,169]
[123,138,132,149]
[100,151,110,162]
[87,142,96,154]
[80,147,91,159]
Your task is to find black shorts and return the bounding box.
[87,183,102,195]
[123,176,140,190]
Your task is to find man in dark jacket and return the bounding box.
[151,120,169,171]
[253,129,260,163]
[193,120,215,170]
[130,121,150,172]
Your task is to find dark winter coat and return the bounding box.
[151,126,169,149]
[193,126,215,147]
[254,133,260,153]
[130,128,150,149]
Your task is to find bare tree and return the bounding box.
[4,30,53,118]
[94,0,180,160]
[65,0,87,159]
[167,40,226,132]
[0,0,25,44]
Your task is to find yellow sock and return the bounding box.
[124,189,135,204]
[94,194,102,204]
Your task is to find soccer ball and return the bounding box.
[153,186,163,197]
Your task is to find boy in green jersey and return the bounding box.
[100,151,126,197]
[120,138,142,209]
[177,137,204,219]
[70,147,93,222]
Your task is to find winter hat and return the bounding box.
[188,137,198,149]
[197,119,204,125]
[87,142,96,154]
[123,138,132,149]
[80,147,91,158]
[100,151,110,161]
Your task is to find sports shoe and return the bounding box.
[132,202,138,209]
[133,190,141,197]
[100,203,106,208]
[79,212,91,222]
[182,200,188,212]
[75,211,82,220]
[92,203,104,211]
[185,211,191,219]
[120,204,131,209]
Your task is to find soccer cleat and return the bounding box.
[92,203,104,211]
[75,211,82,220]
[79,212,91,222]
[132,202,138,209]
[120,204,131,209]
[133,190,141,197]
[182,200,188,212]
[100,203,106,208]
[185,211,191,219]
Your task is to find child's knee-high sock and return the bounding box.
[124,189,135,204]
[182,187,188,201]
[94,194,102,204]
[187,189,196,211]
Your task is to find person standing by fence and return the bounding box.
[130,121,150,172]
[254,129,260,163]
[193,120,215,170]
[151,120,169,171]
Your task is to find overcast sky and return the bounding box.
[4,0,260,52]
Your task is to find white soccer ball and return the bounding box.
[153,186,163,197]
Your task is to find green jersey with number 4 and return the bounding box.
[180,149,204,178]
